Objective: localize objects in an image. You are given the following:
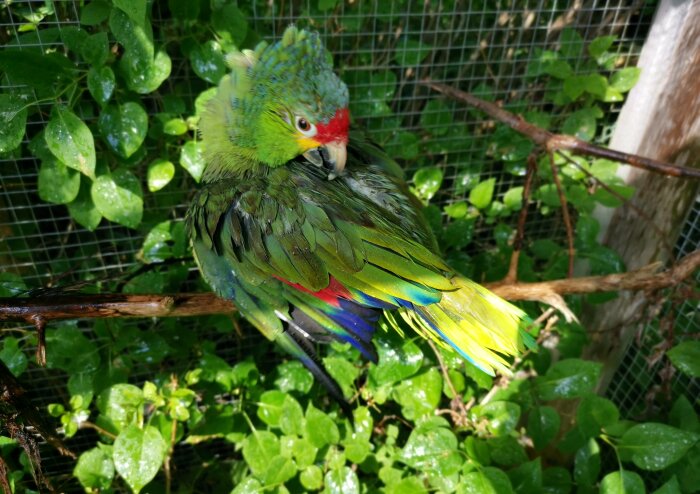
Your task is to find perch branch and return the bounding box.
[0,252,697,324]
[422,80,700,179]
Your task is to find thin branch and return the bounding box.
[422,80,700,179]
[504,153,537,284]
[0,252,697,324]
[548,152,575,277]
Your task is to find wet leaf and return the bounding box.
[537,359,601,401]
[394,38,432,66]
[599,470,645,494]
[305,404,339,448]
[46,325,101,374]
[420,99,452,136]
[45,107,96,178]
[190,40,227,83]
[113,425,167,493]
[412,166,443,201]
[38,157,80,204]
[368,333,423,386]
[610,67,640,93]
[74,447,114,490]
[98,102,148,158]
[460,467,514,494]
[667,341,700,378]
[0,337,28,377]
[242,431,280,477]
[0,94,27,153]
[275,360,313,394]
[324,466,360,494]
[574,438,600,486]
[470,401,521,436]
[91,168,143,229]
[147,158,175,192]
[97,384,144,432]
[393,367,442,420]
[87,66,116,105]
[577,395,619,438]
[619,423,700,471]
[68,179,102,231]
[180,140,205,182]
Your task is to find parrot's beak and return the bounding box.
[303,140,347,180]
[322,141,347,180]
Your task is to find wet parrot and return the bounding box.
[186,26,534,410]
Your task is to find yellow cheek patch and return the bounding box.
[297,137,321,152]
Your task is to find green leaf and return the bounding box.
[256,390,286,427]
[87,66,116,105]
[323,356,360,398]
[384,131,419,160]
[147,159,175,192]
[189,40,227,84]
[0,50,73,93]
[444,201,468,219]
[508,459,542,494]
[563,74,608,100]
[68,179,102,231]
[412,166,443,201]
[121,49,172,94]
[273,360,313,395]
[0,94,27,153]
[347,70,397,103]
[652,476,681,494]
[394,38,432,66]
[139,220,186,263]
[98,102,148,159]
[577,395,619,438]
[559,28,584,58]
[400,422,461,476]
[324,466,360,494]
[81,32,109,66]
[393,367,442,420]
[113,425,167,494]
[503,186,523,210]
[460,468,514,494]
[80,0,111,25]
[242,431,280,477]
[305,404,339,448]
[74,447,115,491]
[162,118,188,136]
[561,108,598,141]
[45,107,96,178]
[574,438,601,487]
[180,140,205,182]
[588,35,617,59]
[368,333,423,386]
[537,359,601,401]
[619,423,700,471]
[263,455,297,486]
[669,396,700,433]
[46,325,101,374]
[667,341,700,378]
[168,0,200,21]
[231,478,262,494]
[489,436,529,466]
[599,470,645,494]
[0,337,28,377]
[211,4,248,47]
[91,168,143,229]
[300,465,323,490]
[97,384,144,432]
[420,99,452,136]
[610,67,641,92]
[38,158,80,204]
[113,0,147,28]
[318,0,340,11]
[470,401,521,436]
[469,178,496,209]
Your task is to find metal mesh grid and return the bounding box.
[606,196,700,419]
[3,0,695,489]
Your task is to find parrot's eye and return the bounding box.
[295,116,317,137]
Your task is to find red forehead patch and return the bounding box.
[316,108,349,144]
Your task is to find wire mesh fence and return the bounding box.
[2,0,696,490]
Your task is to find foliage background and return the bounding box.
[0,0,698,493]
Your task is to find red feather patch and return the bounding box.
[316,108,349,144]
[276,275,351,307]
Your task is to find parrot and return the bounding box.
[186,26,534,411]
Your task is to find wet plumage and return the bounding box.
[187,27,533,410]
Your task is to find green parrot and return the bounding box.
[186,26,533,410]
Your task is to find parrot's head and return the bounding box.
[200,26,350,180]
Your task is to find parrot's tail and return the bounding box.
[387,277,535,376]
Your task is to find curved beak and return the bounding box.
[322,141,347,180]
[303,140,347,180]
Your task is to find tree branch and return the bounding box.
[422,80,700,179]
[0,252,697,324]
